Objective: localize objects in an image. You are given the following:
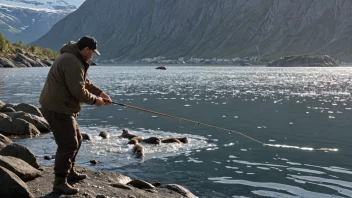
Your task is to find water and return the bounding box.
[1,66,352,197]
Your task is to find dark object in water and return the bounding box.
[161,138,181,144]
[132,144,145,158]
[155,66,166,70]
[99,131,109,139]
[142,137,161,145]
[44,156,52,160]
[177,137,188,143]
[81,132,92,141]
[121,129,138,140]
[128,136,144,145]
[90,160,99,165]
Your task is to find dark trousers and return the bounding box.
[42,108,82,177]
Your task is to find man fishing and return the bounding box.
[39,36,111,195]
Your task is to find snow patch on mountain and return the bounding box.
[0,0,85,11]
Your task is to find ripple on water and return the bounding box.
[14,126,215,169]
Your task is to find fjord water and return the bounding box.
[1,66,352,198]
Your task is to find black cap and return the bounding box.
[77,36,101,56]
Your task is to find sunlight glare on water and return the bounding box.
[1,66,352,197]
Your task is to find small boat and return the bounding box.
[155,66,166,70]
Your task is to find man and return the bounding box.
[39,36,111,195]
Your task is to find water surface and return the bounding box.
[1,66,352,197]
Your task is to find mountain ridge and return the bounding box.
[32,0,352,62]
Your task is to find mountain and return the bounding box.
[33,0,352,62]
[0,0,85,44]
[0,0,84,11]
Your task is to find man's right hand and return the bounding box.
[95,97,105,107]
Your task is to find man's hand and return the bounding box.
[100,92,112,105]
[95,97,105,107]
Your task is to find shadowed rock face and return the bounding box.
[34,0,352,62]
[0,166,35,198]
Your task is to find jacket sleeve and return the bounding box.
[64,60,97,105]
[85,79,103,96]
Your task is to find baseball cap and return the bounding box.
[77,36,101,56]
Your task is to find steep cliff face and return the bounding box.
[33,0,352,61]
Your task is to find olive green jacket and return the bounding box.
[39,41,102,116]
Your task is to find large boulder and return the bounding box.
[0,156,41,182]
[14,53,46,67]
[160,184,197,198]
[41,59,53,66]
[13,103,43,117]
[0,113,41,137]
[0,134,12,150]
[0,103,16,113]
[0,166,34,198]
[0,143,40,169]
[0,106,16,113]
[0,57,16,68]
[3,112,50,133]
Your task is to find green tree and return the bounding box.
[0,33,8,53]
[30,45,39,54]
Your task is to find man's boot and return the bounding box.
[67,163,87,181]
[53,176,79,195]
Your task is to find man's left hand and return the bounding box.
[100,92,112,105]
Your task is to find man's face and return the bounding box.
[82,47,94,61]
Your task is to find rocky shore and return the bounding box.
[0,51,53,68]
[267,55,339,67]
[0,100,196,198]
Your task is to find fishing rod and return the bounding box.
[106,100,338,152]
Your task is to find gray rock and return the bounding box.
[14,53,47,67]
[0,166,34,198]
[0,106,16,113]
[0,100,5,109]
[160,184,197,198]
[0,57,16,68]
[41,59,53,66]
[0,143,40,169]
[0,155,41,182]
[13,103,44,117]
[127,179,155,189]
[0,113,41,137]
[0,133,12,150]
[3,112,50,133]
[109,183,132,190]
[2,103,15,108]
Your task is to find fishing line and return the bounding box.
[108,101,338,152]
